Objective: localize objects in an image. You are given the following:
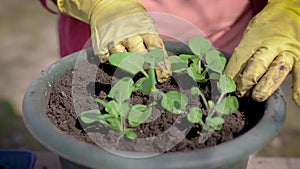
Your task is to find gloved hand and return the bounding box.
[225,0,300,106]
[57,0,171,83]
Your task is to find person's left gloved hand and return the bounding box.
[225,0,300,106]
[57,0,171,83]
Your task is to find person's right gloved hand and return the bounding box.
[57,0,171,83]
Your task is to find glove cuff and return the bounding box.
[57,0,101,23]
[57,0,148,24]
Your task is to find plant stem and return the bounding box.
[197,59,202,74]
[208,93,225,118]
[141,69,149,78]
[198,90,209,111]
[120,116,126,134]
[148,68,157,90]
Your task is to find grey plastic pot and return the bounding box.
[23,46,286,169]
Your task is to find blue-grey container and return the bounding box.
[0,150,36,169]
[22,47,286,169]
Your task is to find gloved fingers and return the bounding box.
[97,43,127,63]
[109,42,127,54]
[122,35,148,55]
[155,60,172,83]
[142,33,165,50]
[142,33,172,83]
[292,60,300,106]
[224,43,257,80]
[252,51,295,102]
[98,50,110,63]
[235,47,278,97]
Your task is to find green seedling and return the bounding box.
[80,49,166,140]
[109,48,165,93]
[169,37,239,142]
[80,77,152,140]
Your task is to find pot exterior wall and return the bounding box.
[59,156,249,169]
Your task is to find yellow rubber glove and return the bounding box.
[225,0,300,106]
[57,0,171,83]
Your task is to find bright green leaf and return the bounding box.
[188,37,211,56]
[134,77,146,92]
[215,96,239,115]
[190,87,201,95]
[178,54,196,64]
[134,77,156,94]
[208,100,214,110]
[95,98,107,107]
[108,77,134,103]
[187,66,206,82]
[161,91,188,114]
[187,107,203,123]
[109,52,144,74]
[125,129,138,139]
[209,73,220,80]
[206,116,224,131]
[106,117,121,131]
[144,48,165,67]
[205,50,227,74]
[80,109,102,124]
[105,101,130,117]
[141,78,153,94]
[128,105,152,127]
[105,101,120,117]
[219,74,236,94]
[169,56,188,73]
[118,102,130,117]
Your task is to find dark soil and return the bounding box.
[47,58,265,153]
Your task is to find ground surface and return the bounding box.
[0,0,300,157]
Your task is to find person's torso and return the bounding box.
[142,0,253,53]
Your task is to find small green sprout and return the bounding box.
[80,77,149,140]
[169,37,239,141]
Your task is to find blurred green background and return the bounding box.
[0,0,299,157]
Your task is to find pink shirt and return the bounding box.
[40,0,267,57]
[142,0,252,53]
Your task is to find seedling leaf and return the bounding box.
[96,98,107,107]
[169,56,188,73]
[125,129,138,139]
[187,66,206,82]
[109,52,144,75]
[144,48,165,67]
[206,116,224,131]
[209,73,220,80]
[188,37,211,56]
[219,74,236,94]
[215,96,239,115]
[205,50,226,74]
[80,109,101,124]
[128,105,152,127]
[187,107,203,123]
[178,54,195,64]
[141,77,153,94]
[105,101,120,117]
[190,87,201,95]
[106,117,122,131]
[108,77,134,103]
[161,91,188,114]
